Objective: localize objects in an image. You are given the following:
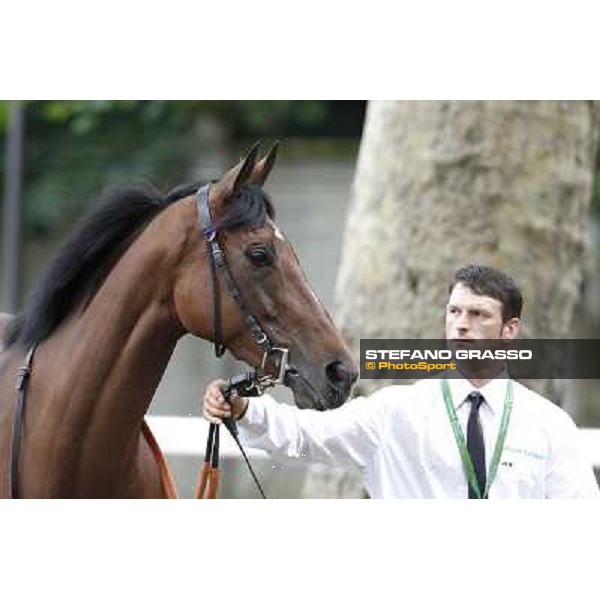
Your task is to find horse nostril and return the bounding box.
[326,360,356,386]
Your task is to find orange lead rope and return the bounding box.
[196,381,268,499]
[195,423,221,499]
[143,413,264,499]
[141,419,179,499]
[196,418,267,499]
[142,418,221,499]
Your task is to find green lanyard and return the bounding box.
[441,378,513,499]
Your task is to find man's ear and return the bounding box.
[501,317,520,340]
[213,141,262,199]
[248,141,279,186]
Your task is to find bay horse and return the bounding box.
[0,143,357,498]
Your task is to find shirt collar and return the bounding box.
[445,371,510,415]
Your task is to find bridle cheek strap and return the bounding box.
[197,184,274,359]
[196,183,287,500]
[197,184,226,357]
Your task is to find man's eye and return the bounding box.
[246,246,273,267]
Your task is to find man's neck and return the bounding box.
[466,377,492,389]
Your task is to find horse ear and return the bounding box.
[216,141,262,198]
[249,141,279,186]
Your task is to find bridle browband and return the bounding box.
[7,184,286,499]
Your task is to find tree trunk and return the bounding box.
[302,100,600,498]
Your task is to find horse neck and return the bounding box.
[30,201,193,482]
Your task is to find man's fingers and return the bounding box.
[207,379,228,396]
[202,403,228,422]
[204,414,222,424]
[204,389,225,403]
[203,387,232,422]
[206,404,231,418]
[204,394,230,411]
[202,379,242,423]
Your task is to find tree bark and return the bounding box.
[302,100,600,498]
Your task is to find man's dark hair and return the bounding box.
[449,265,523,321]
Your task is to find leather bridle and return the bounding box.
[195,183,293,499]
[196,183,289,385]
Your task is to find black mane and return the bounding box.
[4,181,274,349]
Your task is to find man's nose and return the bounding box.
[454,314,470,331]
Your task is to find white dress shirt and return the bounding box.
[238,375,600,498]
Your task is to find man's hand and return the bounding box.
[203,379,249,424]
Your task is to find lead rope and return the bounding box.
[221,405,267,499]
[222,428,267,499]
[196,381,267,499]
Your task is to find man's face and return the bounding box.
[445,283,520,341]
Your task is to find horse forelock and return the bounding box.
[215,184,275,231]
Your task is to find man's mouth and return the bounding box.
[448,338,475,351]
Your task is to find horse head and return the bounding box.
[173,143,357,409]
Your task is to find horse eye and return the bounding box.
[246,246,273,267]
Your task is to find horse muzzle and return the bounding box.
[284,358,357,411]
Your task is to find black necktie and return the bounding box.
[467,391,487,499]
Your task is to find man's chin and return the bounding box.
[447,338,475,352]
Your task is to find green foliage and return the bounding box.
[21,110,193,235]
[0,101,365,237]
[5,100,348,138]
[231,101,329,134]
[37,100,200,135]
[0,101,9,131]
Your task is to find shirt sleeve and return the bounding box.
[237,389,391,471]
[545,411,600,499]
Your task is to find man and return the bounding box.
[203,265,599,498]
